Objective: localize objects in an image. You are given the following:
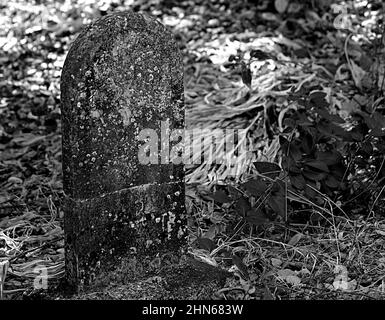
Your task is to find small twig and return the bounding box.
[369,184,385,219]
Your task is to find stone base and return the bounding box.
[64,181,185,291]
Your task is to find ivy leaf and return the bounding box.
[315,107,345,124]
[242,179,268,197]
[315,150,342,166]
[235,197,251,217]
[289,144,302,161]
[206,190,231,203]
[245,208,270,226]
[253,161,282,178]
[305,160,329,172]
[196,237,217,252]
[227,185,242,198]
[283,117,296,129]
[300,134,313,154]
[309,91,328,108]
[302,169,326,181]
[279,136,290,154]
[304,184,318,199]
[268,194,286,218]
[330,165,345,181]
[290,173,306,190]
[271,179,285,196]
[288,164,301,174]
[240,61,252,89]
[324,175,340,189]
[296,112,313,126]
[318,121,352,140]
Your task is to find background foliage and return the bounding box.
[0,0,385,299]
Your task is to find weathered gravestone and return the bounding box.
[61,11,185,291]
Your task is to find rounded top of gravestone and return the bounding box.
[61,11,184,198]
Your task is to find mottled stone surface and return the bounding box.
[60,11,185,291]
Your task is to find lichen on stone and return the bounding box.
[61,11,185,291]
